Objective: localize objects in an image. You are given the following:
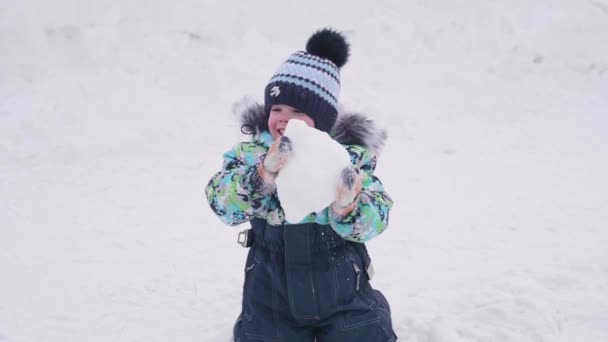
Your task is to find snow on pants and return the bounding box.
[233,218,397,342]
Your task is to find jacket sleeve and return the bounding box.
[328,145,393,242]
[205,142,277,226]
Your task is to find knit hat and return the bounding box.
[264,28,350,133]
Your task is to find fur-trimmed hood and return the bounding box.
[233,98,387,156]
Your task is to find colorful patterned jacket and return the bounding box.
[205,102,393,242]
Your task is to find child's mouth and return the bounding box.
[277,128,285,136]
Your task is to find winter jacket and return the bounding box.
[205,102,393,242]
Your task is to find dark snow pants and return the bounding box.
[233,218,397,342]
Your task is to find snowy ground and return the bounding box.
[1,0,608,341]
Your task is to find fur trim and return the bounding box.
[235,99,387,155]
[330,112,387,156]
[233,97,268,136]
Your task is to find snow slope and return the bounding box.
[1,0,607,341]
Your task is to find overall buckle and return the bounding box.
[237,229,251,248]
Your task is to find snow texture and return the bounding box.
[276,120,351,223]
[1,0,608,341]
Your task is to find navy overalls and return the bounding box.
[233,218,397,342]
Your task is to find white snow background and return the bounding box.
[1,0,608,341]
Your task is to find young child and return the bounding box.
[206,28,397,342]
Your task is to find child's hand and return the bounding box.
[258,136,293,182]
[332,166,362,217]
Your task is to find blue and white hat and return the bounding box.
[264,28,350,133]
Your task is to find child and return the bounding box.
[206,28,397,342]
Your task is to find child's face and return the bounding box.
[268,104,315,139]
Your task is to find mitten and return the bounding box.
[258,136,293,183]
[332,166,362,217]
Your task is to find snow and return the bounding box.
[1,0,608,341]
[276,119,351,223]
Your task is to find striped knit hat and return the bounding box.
[264,28,350,133]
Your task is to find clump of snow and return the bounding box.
[276,120,351,223]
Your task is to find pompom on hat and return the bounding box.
[264,28,350,133]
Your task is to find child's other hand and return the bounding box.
[259,136,293,182]
[332,166,362,217]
